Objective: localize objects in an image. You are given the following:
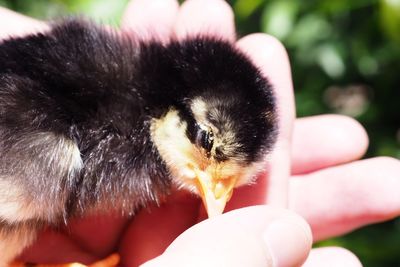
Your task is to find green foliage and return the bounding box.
[232,0,400,159]
[380,0,400,45]
[1,0,128,24]
[1,0,399,265]
[317,218,400,267]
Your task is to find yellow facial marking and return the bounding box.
[190,98,208,126]
[150,107,262,217]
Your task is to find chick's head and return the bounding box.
[145,38,277,216]
[150,74,277,217]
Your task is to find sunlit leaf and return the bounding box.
[261,1,299,40]
[233,0,264,19]
[64,0,129,24]
[319,0,376,14]
[286,14,331,48]
[316,44,345,78]
[379,0,400,44]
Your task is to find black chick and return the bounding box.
[0,19,277,264]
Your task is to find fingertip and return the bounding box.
[292,114,370,174]
[375,156,400,171]
[141,206,311,267]
[331,114,369,158]
[236,33,289,68]
[139,256,165,267]
[121,0,179,42]
[0,7,49,39]
[175,0,235,41]
[263,217,312,267]
[290,156,400,241]
[236,33,289,75]
[303,247,362,267]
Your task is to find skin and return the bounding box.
[0,0,399,266]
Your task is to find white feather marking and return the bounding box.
[0,133,82,223]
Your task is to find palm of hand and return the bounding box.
[0,0,398,266]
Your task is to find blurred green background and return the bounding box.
[0,0,399,266]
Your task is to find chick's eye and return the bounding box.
[196,128,214,153]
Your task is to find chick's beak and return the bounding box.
[194,170,237,218]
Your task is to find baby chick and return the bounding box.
[0,19,277,264]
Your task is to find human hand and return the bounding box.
[1,0,399,266]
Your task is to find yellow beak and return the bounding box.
[194,170,237,218]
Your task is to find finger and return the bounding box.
[234,34,295,207]
[292,115,369,174]
[121,0,179,42]
[174,0,235,41]
[18,229,97,264]
[65,213,130,258]
[289,157,400,241]
[303,247,362,267]
[141,206,312,267]
[0,7,49,40]
[119,192,200,266]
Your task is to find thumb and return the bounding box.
[141,205,312,267]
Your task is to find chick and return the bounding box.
[0,19,277,264]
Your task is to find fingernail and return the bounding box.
[263,219,312,267]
